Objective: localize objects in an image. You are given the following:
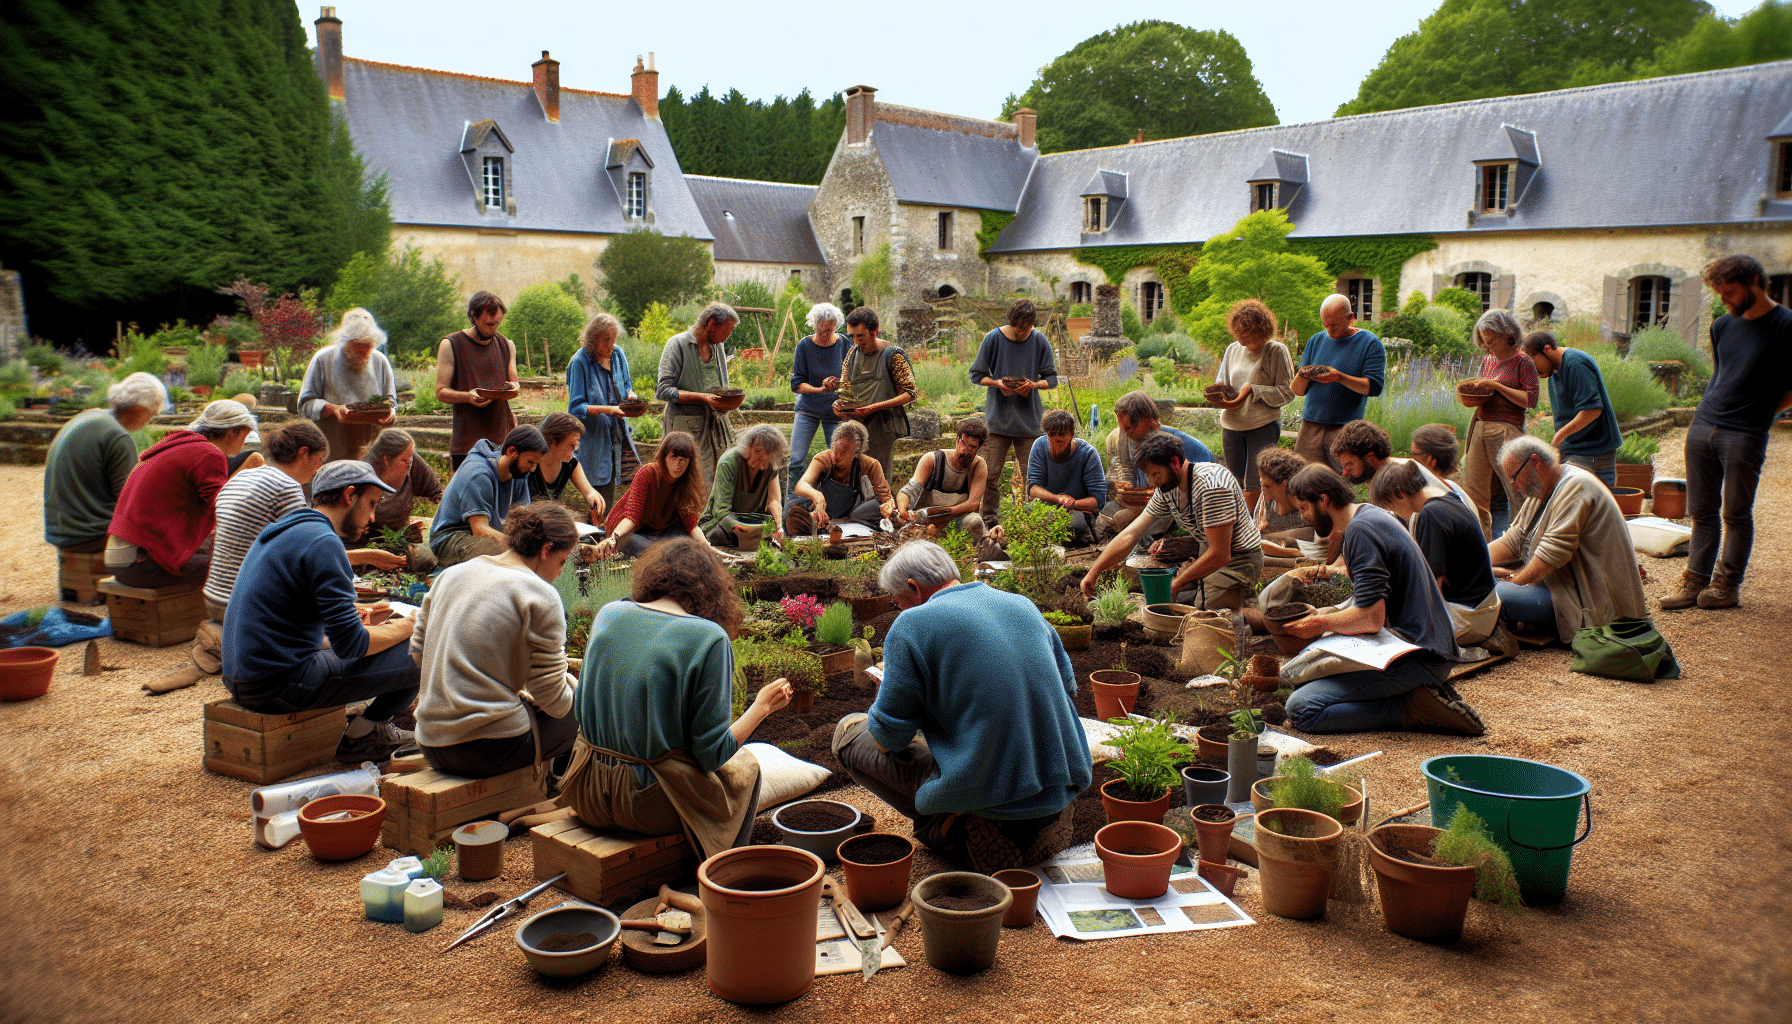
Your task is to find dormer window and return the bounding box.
[1253,183,1276,213]
[1247,150,1307,213]
[1777,139,1792,198]
[1480,163,1510,213]
[627,173,646,219]
[1080,170,1127,236]
[482,157,505,209]
[1768,111,1792,200]
[1083,197,1105,234]
[607,138,655,224]
[461,119,516,216]
[1471,125,1538,220]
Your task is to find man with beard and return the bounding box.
[301,308,399,463]
[1025,409,1107,546]
[1330,419,1472,511]
[1659,255,1792,611]
[1489,436,1650,644]
[1278,464,1483,735]
[436,291,520,469]
[896,416,990,539]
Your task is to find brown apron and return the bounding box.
[560,734,760,861]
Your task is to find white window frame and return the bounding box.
[626,172,646,219]
[482,156,504,209]
[1631,276,1671,332]
[1480,163,1510,213]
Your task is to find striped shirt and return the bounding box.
[205,466,306,606]
[1143,462,1261,555]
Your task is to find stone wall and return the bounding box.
[0,270,25,360]
[394,224,620,308]
[713,260,827,296]
[807,137,900,311]
[894,203,990,303]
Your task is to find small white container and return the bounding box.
[404,878,444,933]
[253,810,303,850]
[385,856,424,880]
[360,868,409,923]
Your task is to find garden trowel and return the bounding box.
[821,878,881,981]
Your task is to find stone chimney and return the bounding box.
[1135,128,1145,144]
[1012,107,1037,149]
[533,51,560,121]
[632,53,659,119]
[845,85,877,144]
[315,6,343,102]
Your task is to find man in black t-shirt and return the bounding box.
[1661,255,1792,612]
[1277,465,1483,736]
[1369,460,1500,646]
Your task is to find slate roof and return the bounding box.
[338,58,710,239]
[685,176,825,264]
[870,105,1037,213]
[989,60,1792,253]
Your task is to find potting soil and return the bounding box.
[1264,604,1310,621]
[842,835,912,864]
[779,803,858,831]
[1193,806,1235,823]
[1110,847,1163,857]
[536,932,601,952]
[928,894,1000,911]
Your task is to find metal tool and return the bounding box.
[821,878,881,982]
[441,872,566,953]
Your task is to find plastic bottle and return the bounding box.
[360,869,410,923]
[404,878,444,933]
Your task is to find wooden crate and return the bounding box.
[379,765,548,856]
[58,549,109,605]
[98,575,207,647]
[203,699,347,784]
[529,818,695,907]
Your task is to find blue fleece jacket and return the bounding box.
[223,508,367,683]
[869,583,1091,819]
[430,437,531,550]
[789,334,848,419]
[1028,436,1107,505]
[1298,328,1385,426]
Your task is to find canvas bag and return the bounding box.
[1570,617,1681,683]
[1173,610,1235,677]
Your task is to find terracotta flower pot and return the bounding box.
[1251,777,1364,825]
[1243,674,1280,693]
[297,794,386,861]
[913,871,1012,973]
[1195,724,1231,760]
[837,832,914,912]
[1615,461,1653,494]
[846,593,891,620]
[1089,670,1141,720]
[1651,478,1686,519]
[1100,778,1171,825]
[1198,859,1249,898]
[1369,824,1478,941]
[0,647,60,701]
[1612,486,1645,516]
[699,845,827,1004]
[453,820,508,881]
[1248,654,1280,677]
[1094,820,1182,899]
[1189,803,1238,864]
[992,869,1042,928]
[1181,767,1230,811]
[1253,808,1344,919]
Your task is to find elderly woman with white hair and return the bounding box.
[300,307,399,463]
[699,424,790,548]
[43,372,168,561]
[566,312,640,508]
[1459,308,1540,539]
[656,301,741,482]
[787,302,846,479]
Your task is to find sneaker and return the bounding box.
[1696,573,1740,609]
[1659,571,1707,611]
[1401,681,1486,736]
[335,720,419,765]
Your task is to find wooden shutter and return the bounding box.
[1602,276,1624,340]
[1493,274,1515,311]
[1673,275,1703,348]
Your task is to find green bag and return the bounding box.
[1570,617,1681,683]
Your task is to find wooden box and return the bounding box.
[98,575,207,647]
[529,819,695,907]
[203,699,347,784]
[58,549,109,605]
[379,765,548,856]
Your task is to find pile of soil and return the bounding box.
[1194,805,1235,823]
[1297,364,1334,379]
[928,893,1001,911]
[536,932,602,952]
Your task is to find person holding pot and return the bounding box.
[1460,308,1540,539]
[566,312,640,509]
[835,306,916,483]
[968,298,1057,527]
[1368,459,1501,647]
[527,411,608,522]
[1025,409,1107,547]
[784,420,895,537]
[428,425,547,568]
[411,503,580,779]
[105,399,257,589]
[833,540,1090,872]
[1291,293,1384,470]
[593,431,709,557]
[1522,330,1621,487]
[699,424,789,549]
[895,416,989,537]
[1255,445,1337,566]
[565,537,792,859]
[655,301,740,484]
[300,307,398,464]
[788,302,846,479]
[435,290,520,470]
[343,428,444,574]
[1209,298,1296,512]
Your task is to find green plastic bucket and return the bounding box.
[1421,755,1591,905]
[1137,567,1174,606]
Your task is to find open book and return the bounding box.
[1304,628,1420,671]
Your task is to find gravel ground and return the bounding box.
[3,424,1788,1023]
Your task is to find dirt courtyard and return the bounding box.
[3,425,1789,1023]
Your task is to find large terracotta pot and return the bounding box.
[0,647,60,701]
[699,845,826,1004]
[1615,461,1653,494]
[914,872,1011,973]
[1094,820,1182,899]
[1369,824,1478,941]
[1251,777,1365,826]
[1189,804,1237,864]
[1099,778,1171,825]
[297,794,386,861]
[837,832,914,912]
[1253,808,1343,920]
[1089,670,1140,720]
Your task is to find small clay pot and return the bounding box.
[1115,486,1153,510]
[1369,824,1478,941]
[297,794,386,861]
[1247,653,1280,677]
[1612,486,1645,516]
[1100,778,1172,826]
[0,647,60,701]
[708,387,747,412]
[1456,378,1497,406]
[913,872,1012,973]
[837,832,915,912]
[618,397,648,417]
[1195,724,1231,761]
[1251,776,1364,825]
[516,905,621,977]
[789,690,815,714]
[1088,670,1140,720]
[1243,674,1281,693]
[453,820,508,881]
[1261,602,1315,635]
[1181,766,1230,810]
[1198,859,1249,898]
[1095,820,1182,899]
[999,375,1027,391]
[1254,808,1344,920]
[1203,383,1238,403]
[992,869,1042,928]
[1190,803,1238,864]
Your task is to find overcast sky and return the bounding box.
[308,1,1762,128]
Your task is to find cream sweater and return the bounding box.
[411,555,575,748]
[1503,465,1649,642]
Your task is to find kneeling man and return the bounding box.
[1027,409,1107,547]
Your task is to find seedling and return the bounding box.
[421,844,452,881]
[1108,713,1190,801]
[1267,755,1349,819]
[1431,807,1524,909]
[1228,708,1261,742]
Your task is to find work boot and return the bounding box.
[1658,571,1707,611]
[335,718,418,765]
[1696,572,1740,609]
[1401,681,1486,736]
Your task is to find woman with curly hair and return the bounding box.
[592,431,708,557]
[1210,297,1296,511]
[1459,308,1539,539]
[564,537,792,857]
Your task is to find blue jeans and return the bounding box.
[227,642,420,722]
[1564,450,1617,487]
[788,411,838,479]
[1495,580,1554,634]
[1684,420,1769,582]
[1489,487,1511,539]
[1285,656,1445,733]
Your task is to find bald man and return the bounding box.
[1291,294,1385,469]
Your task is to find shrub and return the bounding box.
[1587,345,1672,421]
[1432,287,1483,318]
[1627,324,1711,379]
[21,344,64,374]
[1149,307,1180,334]
[1403,291,1428,315]
[1108,714,1190,797]
[324,246,464,359]
[1120,300,1145,343]
[1185,210,1335,357]
[635,302,681,348]
[1362,355,1475,451]
[185,343,229,389]
[814,601,854,647]
[1267,755,1349,819]
[1431,807,1524,909]
[502,282,587,372]
[113,328,168,380]
[1556,312,1603,350]
[1418,305,1476,356]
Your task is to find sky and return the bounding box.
[306,1,1763,128]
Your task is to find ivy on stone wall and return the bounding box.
[976,211,1017,258]
[1071,243,1205,314]
[1285,235,1438,300]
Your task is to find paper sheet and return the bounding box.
[1306,628,1420,671]
[1033,842,1254,940]
[833,522,874,538]
[574,521,603,538]
[813,897,909,975]
[385,601,420,619]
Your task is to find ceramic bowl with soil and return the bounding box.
[1203,383,1238,404]
[297,794,386,860]
[472,384,519,402]
[772,799,864,864]
[1261,602,1315,636]
[341,399,394,423]
[1456,378,1497,406]
[1297,365,1334,380]
[617,397,649,417]
[515,905,621,977]
[709,387,748,412]
[999,376,1028,392]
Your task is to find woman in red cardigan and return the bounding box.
[592,431,709,558]
[106,400,258,589]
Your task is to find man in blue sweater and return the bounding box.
[1028,409,1108,546]
[1523,330,1620,485]
[429,426,546,568]
[832,540,1091,872]
[1292,294,1385,469]
[223,460,421,764]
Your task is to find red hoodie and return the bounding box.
[109,430,228,575]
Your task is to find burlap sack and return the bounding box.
[1173,610,1236,678]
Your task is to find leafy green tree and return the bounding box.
[1433,287,1483,318]
[851,242,895,312]
[1184,211,1334,357]
[325,246,462,359]
[1000,21,1277,153]
[502,282,587,372]
[1567,0,1792,85]
[1336,0,1711,116]
[661,85,847,184]
[597,229,713,329]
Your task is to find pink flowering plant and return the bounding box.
[779,593,825,630]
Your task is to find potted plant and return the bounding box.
[1089,573,1133,633]
[1225,708,1260,803]
[1043,609,1092,651]
[1369,807,1521,940]
[803,599,857,676]
[1252,755,1364,826]
[1615,430,1658,494]
[1253,807,1344,919]
[1090,644,1141,720]
[1099,713,1189,825]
